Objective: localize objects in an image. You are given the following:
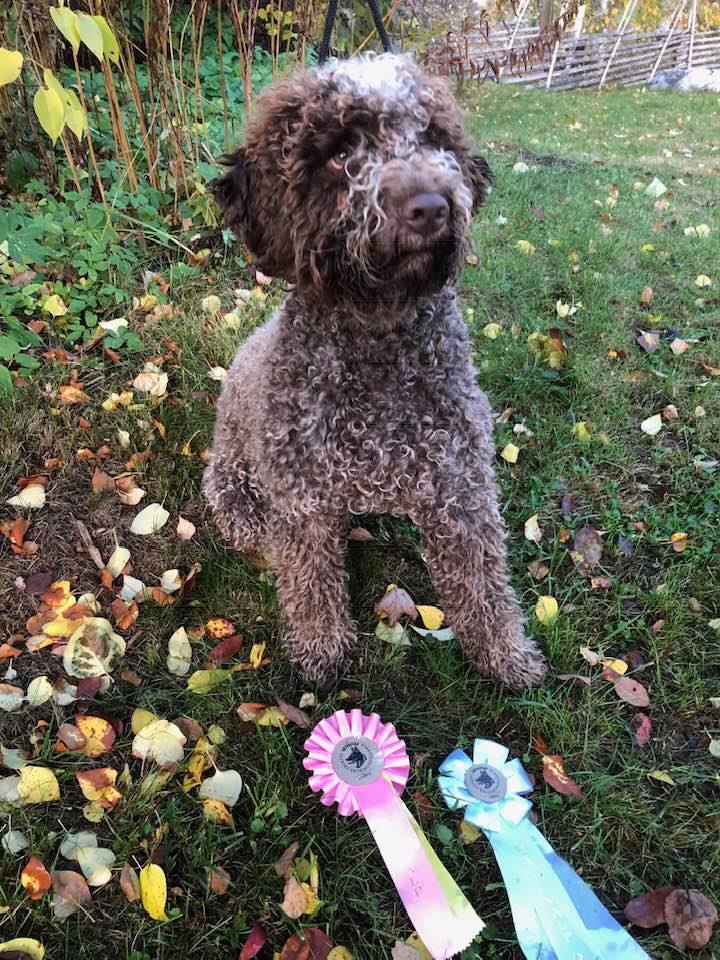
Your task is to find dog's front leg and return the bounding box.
[266,511,356,687]
[414,504,548,689]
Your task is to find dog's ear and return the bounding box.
[467,154,493,213]
[212,147,252,234]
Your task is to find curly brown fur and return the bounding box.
[205,54,547,689]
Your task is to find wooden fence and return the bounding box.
[432,13,720,89]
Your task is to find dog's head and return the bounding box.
[213,54,491,315]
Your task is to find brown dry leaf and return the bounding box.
[111,598,139,631]
[590,576,613,589]
[21,855,52,900]
[374,585,418,626]
[51,869,92,921]
[274,841,301,878]
[205,617,235,640]
[119,863,140,902]
[115,475,146,506]
[274,695,312,728]
[631,712,652,747]
[280,928,334,960]
[91,468,115,493]
[670,337,689,355]
[281,875,310,919]
[541,754,583,798]
[640,286,653,306]
[665,889,718,949]
[412,790,435,825]
[527,560,549,580]
[557,673,591,686]
[59,384,91,405]
[76,767,122,809]
[637,331,660,353]
[207,865,231,895]
[570,527,603,575]
[73,716,117,758]
[207,634,244,665]
[624,886,674,928]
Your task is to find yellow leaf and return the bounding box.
[201,797,234,826]
[481,323,501,339]
[416,605,444,630]
[573,421,592,441]
[0,939,45,960]
[328,949,353,960]
[187,669,232,694]
[458,820,481,844]
[535,595,558,626]
[523,514,542,544]
[500,442,519,464]
[62,88,87,140]
[249,642,266,669]
[670,532,688,553]
[33,86,65,144]
[695,275,712,288]
[407,933,433,960]
[139,863,168,921]
[648,770,675,786]
[0,48,23,86]
[42,293,67,317]
[93,15,120,64]
[131,708,157,735]
[50,6,82,53]
[76,12,104,61]
[257,706,288,727]
[516,239,535,254]
[17,766,60,804]
[182,736,216,792]
[601,658,628,675]
[556,300,571,318]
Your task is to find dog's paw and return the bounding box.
[497,650,548,690]
[467,625,548,689]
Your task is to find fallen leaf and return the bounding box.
[557,673,591,686]
[624,886,674,928]
[77,845,115,886]
[527,560,549,579]
[73,716,116,758]
[132,362,168,397]
[119,864,140,902]
[541,754,583,798]
[415,605,444,630]
[0,683,25,712]
[570,526,603,574]
[239,924,268,960]
[640,414,663,436]
[201,797,233,826]
[207,634,244,665]
[347,526,373,541]
[59,383,90,405]
[176,516,196,540]
[198,769,242,806]
[132,718,186,769]
[391,944,420,960]
[665,888,718,949]
[130,502,169,535]
[50,870,91,921]
[695,275,712,288]
[17,766,60,804]
[201,295,222,313]
[663,403,679,420]
[670,337,689,355]
[274,841,301,877]
[500,442,520,464]
[535,595,558,626]
[274,695,312,728]
[670,532,688,553]
[631,713,652,747]
[21,856,52,900]
[208,865,231,895]
[187,668,232,694]
[167,626,192,676]
[76,767,122,809]
[482,322,502,339]
[205,617,236,639]
[280,929,333,960]
[640,286,653,306]
[637,331,660,353]
[524,514,542,543]
[139,863,168,921]
[6,484,46,509]
[648,769,675,786]
[612,674,650,707]
[374,585,417,626]
[63,618,125,678]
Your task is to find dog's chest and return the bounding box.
[262,309,490,513]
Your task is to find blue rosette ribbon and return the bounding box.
[438,739,651,960]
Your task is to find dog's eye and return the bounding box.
[327,147,350,173]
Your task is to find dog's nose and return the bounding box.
[402,193,449,236]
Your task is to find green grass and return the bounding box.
[1,84,720,959]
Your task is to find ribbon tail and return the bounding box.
[405,805,485,949]
[487,822,651,960]
[355,777,483,959]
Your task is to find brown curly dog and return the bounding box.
[204,53,547,689]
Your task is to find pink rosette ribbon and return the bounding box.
[303,709,484,959]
